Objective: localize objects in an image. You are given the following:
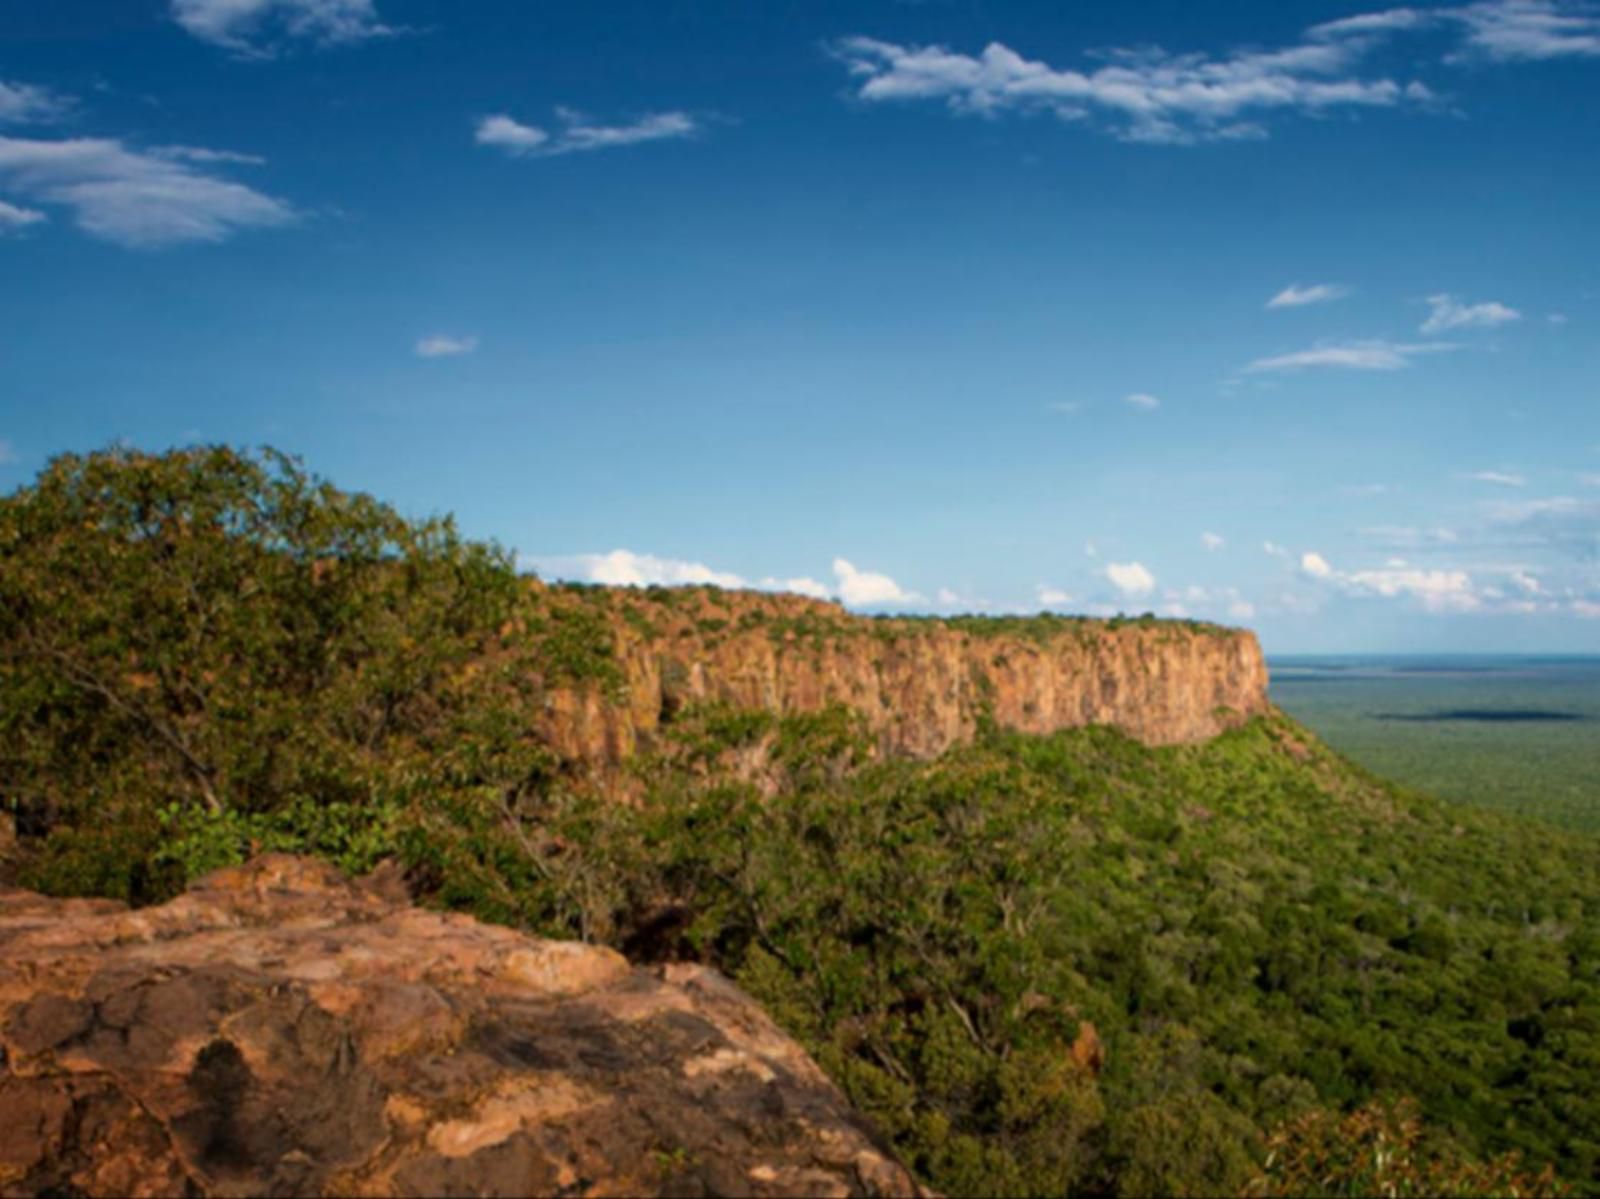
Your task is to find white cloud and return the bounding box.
[0,80,69,125]
[1420,292,1522,333]
[545,552,914,606]
[1105,561,1156,595]
[1300,548,1484,611]
[1466,469,1527,486]
[170,0,394,54]
[831,26,1428,145]
[0,198,45,231]
[832,557,920,605]
[0,438,17,465]
[1267,282,1350,308]
[1300,551,1335,579]
[1450,0,1600,60]
[1263,540,1289,558]
[1123,392,1161,410]
[584,549,746,589]
[0,135,293,248]
[1345,567,1481,611]
[1201,532,1226,551]
[1036,584,1073,606]
[1548,312,1569,325]
[1580,473,1600,488]
[474,115,550,156]
[1308,9,1435,39]
[415,334,479,358]
[1243,339,1456,372]
[476,109,697,158]
[759,575,831,599]
[1228,599,1257,620]
[1312,2,1600,62]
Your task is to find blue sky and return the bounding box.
[3,0,1599,652]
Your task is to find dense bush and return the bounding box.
[5,446,1598,1196]
[0,445,550,902]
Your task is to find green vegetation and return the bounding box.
[4,448,1596,1197]
[0,445,551,904]
[944,610,1236,645]
[1273,660,1600,832]
[1250,1098,1564,1197]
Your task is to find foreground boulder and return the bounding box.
[0,856,921,1198]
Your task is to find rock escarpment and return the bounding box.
[530,586,1270,771]
[0,856,922,1198]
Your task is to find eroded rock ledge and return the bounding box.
[0,855,922,1198]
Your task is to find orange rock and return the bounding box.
[1071,1021,1105,1076]
[527,589,1269,790]
[0,855,925,1198]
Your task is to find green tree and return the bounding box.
[0,445,544,902]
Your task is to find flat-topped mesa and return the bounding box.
[525,584,1270,770]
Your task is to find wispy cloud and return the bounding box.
[1123,392,1161,410]
[0,136,294,248]
[476,109,697,158]
[1267,282,1350,308]
[0,80,70,125]
[832,5,1600,145]
[1420,292,1522,333]
[155,145,269,166]
[1243,339,1456,372]
[1307,9,1435,39]
[1300,548,1484,611]
[831,31,1425,144]
[0,198,45,232]
[1451,0,1600,60]
[1201,532,1226,551]
[415,334,478,358]
[170,0,395,55]
[1466,469,1527,486]
[1037,584,1073,606]
[0,439,18,465]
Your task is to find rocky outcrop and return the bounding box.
[0,856,922,1198]
[530,586,1269,771]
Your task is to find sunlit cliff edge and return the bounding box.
[524,583,1271,772]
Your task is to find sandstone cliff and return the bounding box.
[526,585,1269,772]
[0,856,922,1198]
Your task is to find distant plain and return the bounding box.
[1270,656,1600,832]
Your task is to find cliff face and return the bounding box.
[526,586,1270,772]
[0,856,922,1198]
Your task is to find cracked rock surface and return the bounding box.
[0,855,922,1198]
